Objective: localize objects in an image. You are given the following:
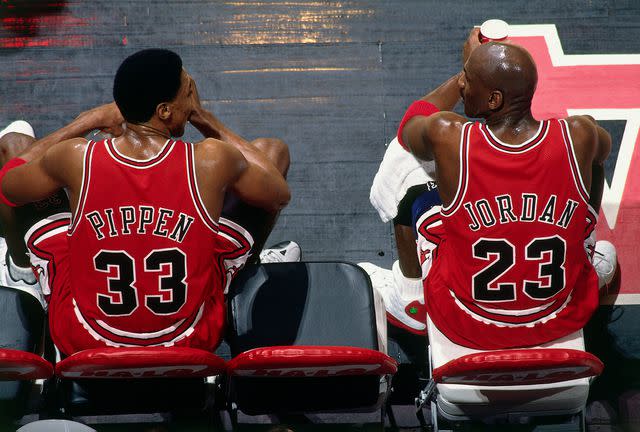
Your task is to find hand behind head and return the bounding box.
[463,27,482,66]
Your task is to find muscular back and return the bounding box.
[421,116,602,349]
[39,136,245,224]
[405,112,609,208]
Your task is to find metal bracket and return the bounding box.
[415,378,437,412]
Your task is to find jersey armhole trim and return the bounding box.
[217,217,254,251]
[441,122,472,217]
[185,142,219,233]
[559,119,590,204]
[68,140,95,235]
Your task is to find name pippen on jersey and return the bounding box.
[463,194,580,231]
[85,205,195,242]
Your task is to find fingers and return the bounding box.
[462,27,482,65]
[102,123,125,137]
[468,27,481,41]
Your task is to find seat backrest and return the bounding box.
[227,262,379,356]
[0,286,47,412]
[0,286,45,354]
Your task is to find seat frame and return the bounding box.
[423,317,602,431]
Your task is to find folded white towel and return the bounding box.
[0,120,35,140]
[369,137,436,223]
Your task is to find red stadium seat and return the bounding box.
[55,347,226,379]
[227,345,397,378]
[0,348,53,380]
[433,348,603,386]
[54,346,228,419]
[424,316,604,428]
[0,287,49,421]
[226,262,395,419]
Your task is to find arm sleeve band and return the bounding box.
[397,100,440,151]
[0,158,27,207]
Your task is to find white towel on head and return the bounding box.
[0,120,35,140]
[369,137,436,223]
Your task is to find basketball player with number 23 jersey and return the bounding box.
[397,28,611,350]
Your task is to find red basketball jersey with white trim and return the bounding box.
[65,138,250,351]
[425,119,598,350]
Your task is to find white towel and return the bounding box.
[369,137,436,223]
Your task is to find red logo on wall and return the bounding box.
[507,25,640,301]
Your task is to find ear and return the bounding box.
[156,102,171,121]
[488,90,503,111]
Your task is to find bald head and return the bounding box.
[462,42,538,117]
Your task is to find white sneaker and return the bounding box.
[592,240,617,289]
[0,238,44,307]
[259,241,302,263]
[358,261,426,335]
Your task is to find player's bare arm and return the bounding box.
[19,103,123,163]
[187,77,249,150]
[566,115,612,189]
[194,134,289,214]
[581,115,612,166]
[229,151,290,212]
[2,138,85,207]
[401,88,466,162]
[191,137,246,219]
[398,28,484,203]
[566,115,612,212]
[188,80,290,212]
[2,103,124,207]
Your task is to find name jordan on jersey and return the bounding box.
[463,194,579,231]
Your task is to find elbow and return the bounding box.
[271,184,291,212]
[266,182,291,213]
[280,187,291,209]
[0,172,22,208]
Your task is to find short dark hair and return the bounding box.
[113,49,183,123]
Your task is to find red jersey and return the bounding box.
[43,138,252,354]
[424,119,598,350]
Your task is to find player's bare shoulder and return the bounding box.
[193,137,247,184]
[42,137,90,182]
[565,115,597,146]
[564,115,599,160]
[404,111,466,161]
[427,111,467,140]
[423,111,467,157]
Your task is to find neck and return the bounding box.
[483,104,541,145]
[484,102,536,129]
[126,121,172,140]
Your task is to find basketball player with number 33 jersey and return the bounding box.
[0,49,291,356]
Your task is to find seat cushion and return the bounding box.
[55,347,226,379]
[228,345,397,377]
[433,348,603,386]
[0,348,53,380]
